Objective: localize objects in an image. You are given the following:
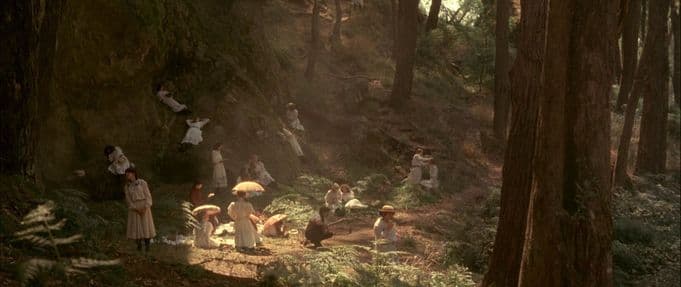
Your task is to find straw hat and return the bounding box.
[379,205,396,213]
[264,214,288,225]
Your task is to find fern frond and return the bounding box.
[14,219,66,237]
[69,257,121,269]
[181,201,199,230]
[21,201,57,225]
[19,258,58,286]
[15,234,82,247]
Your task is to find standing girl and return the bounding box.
[227,191,259,251]
[124,168,156,252]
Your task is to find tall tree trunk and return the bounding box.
[640,0,648,41]
[330,0,342,45]
[521,0,615,284]
[614,79,642,186]
[615,0,642,111]
[493,0,511,141]
[391,0,399,58]
[635,0,671,174]
[672,4,680,107]
[483,0,616,285]
[0,0,65,178]
[425,0,442,32]
[390,0,420,105]
[482,0,548,285]
[305,0,321,79]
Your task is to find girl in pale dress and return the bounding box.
[405,148,432,185]
[248,154,275,186]
[194,208,221,249]
[340,184,355,202]
[105,145,133,175]
[211,143,229,192]
[124,168,156,252]
[286,103,305,132]
[181,117,210,150]
[156,84,190,114]
[324,183,343,211]
[374,205,398,246]
[227,191,259,251]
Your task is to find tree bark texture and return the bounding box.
[615,0,642,111]
[330,0,342,45]
[493,0,511,141]
[390,0,420,105]
[483,0,616,285]
[672,3,680,107]
[0,0,65,178]
[305,0,321,79]
[635,0,671,174]
[425,0,442,32]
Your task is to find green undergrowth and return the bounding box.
[612,176,680,287]
[259,245,475,287]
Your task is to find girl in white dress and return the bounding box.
[340,184,355,202]
[211,143,229,191]
[324,183,343,211]
[156,84,189,113]
[181,117,210,145]
[286,103,305,132]
[194,209,220,249]
[405,148,432,185]
[105,145,133,175]
[228,191,259,251]
[373,205,398,243]
[124,168,156,252]
[248,155,275,186]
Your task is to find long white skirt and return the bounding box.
[182,127,203,145]
[405,166,422,184]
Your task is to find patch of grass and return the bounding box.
[389,184,439,210]
[263,195,315,229]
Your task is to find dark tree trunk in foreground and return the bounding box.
[493,0,511,141]
[483,0,615,285]
[305,0,321,79]
[482,0,548,285]
[672,4,680,107]
[0,0,65,178]
[390,0,419,105]
[635,0,671,174]
[425,0,442,32]
[330,0,342,45]
[615,0,642,111]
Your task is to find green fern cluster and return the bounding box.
[13,201,120,286]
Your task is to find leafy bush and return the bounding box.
[264,195,315,229]
[614,218,656,245]
[390,184,439,210]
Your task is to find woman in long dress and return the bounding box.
[340,184,355,202]
[248,154,275,186]
[280,127,304,158]
[124,168,156,252]
[227,191,259,251]
[181,117,210,146]
[286,103,305,132]
[189,181,205,206]
[156,84,189,114]
[405,148,432,185]
[211,143,229,192]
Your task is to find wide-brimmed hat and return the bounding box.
[379,205,396,213]
[232,181,265,194]
[287,102,296,108]
[265,214,288,225]
[192,204,221,216]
